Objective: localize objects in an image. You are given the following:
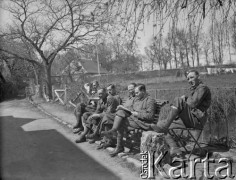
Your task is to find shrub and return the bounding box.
[0,81,18,101]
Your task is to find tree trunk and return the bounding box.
[151,60,154,70]
[195,44,200,67]
[0,71,6,83]
[185,46,190,67]
[169,58,172,69]
[168,48,172,69]
[38,67,45,98]
[189,23,195,67]
[46,63,53,99]
[163,62,167,70]
[180,50,184,67]
[32,65,39,85]
[204,50,209,65]
[191,47,195,67]
[174,46,178,68]
[196,51,200,67]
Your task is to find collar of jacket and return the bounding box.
[101,95,108,103]
[190,81,203,91]
[136,93,148,101]
[128,94,135,99]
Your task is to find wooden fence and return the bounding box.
[52,85,69,105]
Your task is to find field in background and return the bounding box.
[85,73,236,91]
[146,73,236,90]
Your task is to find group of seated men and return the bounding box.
[73,70,211,157]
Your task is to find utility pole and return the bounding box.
[96,43,101,76]
[95,39,101,84]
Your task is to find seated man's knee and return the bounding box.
[82,113,90,123]
[174,97,182,104]
[116,110,127,118]
[172,96,185,108]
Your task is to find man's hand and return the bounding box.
[131,111,138,117]
[90,114,101,119]
[181,95,187,101]
[116,105,122,111]
[90,101,95,106]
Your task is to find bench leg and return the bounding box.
[187,130,204,159]
[169,129,188,153]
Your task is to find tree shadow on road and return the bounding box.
[0,116,120,180]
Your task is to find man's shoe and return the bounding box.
[109,146,124,157]
[88,139,96,144]
[73,128,83,134]
[97,142,113,150]
[86,133,98,139]
[96,142,105,150]
[101,130,115,137]
[75,135,86,143]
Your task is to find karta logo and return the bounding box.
[140,151,235,179]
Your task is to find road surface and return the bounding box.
[0,99,139,180]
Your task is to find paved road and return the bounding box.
[0,99,138,180]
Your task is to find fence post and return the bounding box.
[64,84,67,104]
[52,85,55,100]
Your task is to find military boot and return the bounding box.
[73,112,82,129]
[86,125,99,139]
[75,126,90,143]
[101,116,123,137]
[151,107,179,133]
[109,129,124,157]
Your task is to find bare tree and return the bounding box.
[202,33,211,65]
[0,0,110,99]
[145,46,157,71]
[105,0,235,45]
[231,13,236,53]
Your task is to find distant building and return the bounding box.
[205,64,236,74]
[61,59,108,76]
[51,59,109,83]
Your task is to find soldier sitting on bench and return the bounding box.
[85,84,122,144]
[101,84,156,157]
[96,83,136,150]
[75,87,120,143]
[151,70,211,156]
[73,80,99,134]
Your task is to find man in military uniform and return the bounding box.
[101,84,156,157]
[75,87,119,143]
[73,81,99,134]
[151,70,211,156]
[85,84,122,144]
[96,83,136,150]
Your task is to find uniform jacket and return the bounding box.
[186,82,211,122]
[123,95,135,109]
[186,82,211,113]
[129,94,156,122]
[95,94,120,114]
